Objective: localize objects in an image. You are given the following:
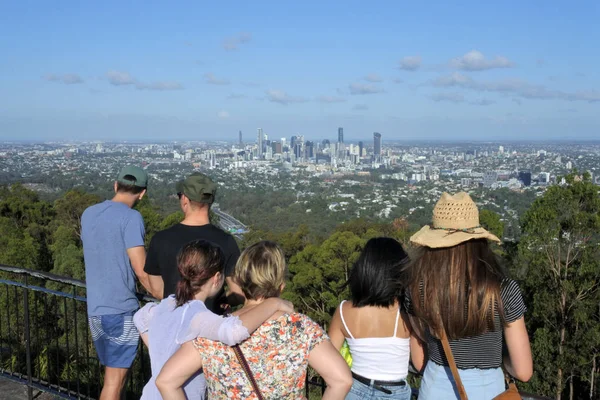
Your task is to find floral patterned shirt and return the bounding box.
[193,312,328,399]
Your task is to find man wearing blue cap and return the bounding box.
[81,166,157,400]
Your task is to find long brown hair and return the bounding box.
[406,239,507,340]
[175,240,225,307]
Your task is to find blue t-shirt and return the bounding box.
[81,200,145,316]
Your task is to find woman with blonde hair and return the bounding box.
[406,192,532,399]
[157,240,352,400]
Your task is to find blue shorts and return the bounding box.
[88,312,139,368]
[418,362,504,400]
[346,377,412,400]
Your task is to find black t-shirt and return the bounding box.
[144,223,241,314]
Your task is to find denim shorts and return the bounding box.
[88,312,139,368]
[345,377,412,400]
[418,362,504,400]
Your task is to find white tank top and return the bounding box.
[340,300,410,381]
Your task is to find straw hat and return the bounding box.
[410,192,501,248]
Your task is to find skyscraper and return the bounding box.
[358,141,364,157]
[338,127,344,143]
[373,132,381,158]
[239,130,243,146]
[257,128,263,159]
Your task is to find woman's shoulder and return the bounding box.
[500,278,523,297]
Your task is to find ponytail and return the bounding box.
[175,278,196,307]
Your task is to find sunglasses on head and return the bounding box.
[177,192,183,199]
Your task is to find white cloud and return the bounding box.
[106,70,136,86]
[364,74,383,83]
[430,92,465,103]
[44,73,84,84]
[316,95,346,103]
[105,70,183,91]
[223,32,252,51]
[266,90,308,105]
[204,73,230,85]
[349,83,384,95]
[353,104,369,110]
[217,110,230,119]
[430,72,600,103]
[399,56,422,71]
[449,50,514,71]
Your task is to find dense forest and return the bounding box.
[0,174,599,399]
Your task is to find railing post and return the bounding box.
[23,275,34,400]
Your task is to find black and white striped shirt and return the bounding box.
[406,279,527,370]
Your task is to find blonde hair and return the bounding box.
[235,241,287,300]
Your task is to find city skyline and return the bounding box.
[1,1,599,141]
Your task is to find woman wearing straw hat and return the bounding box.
[405,192,532,400]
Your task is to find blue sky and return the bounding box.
[1,1,598,141]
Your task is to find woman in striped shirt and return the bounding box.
[405,192,532,399]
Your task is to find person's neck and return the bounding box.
[193,289,211,303]
[181,211,210,226]
[243,298,269,309]
[111,193,136,208]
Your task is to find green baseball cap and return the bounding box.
[176,172,217,204]
[117,166,148,188]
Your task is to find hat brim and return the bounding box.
[410,226,501,249]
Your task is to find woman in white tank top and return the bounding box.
[329,237,424,400]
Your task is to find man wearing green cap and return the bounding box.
[81,165,156,400]
[144,172,244,313]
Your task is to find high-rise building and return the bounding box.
[338,127,344,143]
[239,130,243,145]
[358,141,364,157]
[305,141,314,158]
[257,128,263,159]
[373,132,382,158]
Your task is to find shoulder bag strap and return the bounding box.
[232,344,265,400]
[439,328,469,400]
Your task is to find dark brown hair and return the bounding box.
[116,175,146,195]
[175,240,225,307]
[234,241,286,301]
[406,238,507,340]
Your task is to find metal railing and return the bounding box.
[0,264,549,400]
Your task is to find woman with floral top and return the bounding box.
[133,239,293,400]
[156,240,352,400]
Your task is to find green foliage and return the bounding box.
[515,174,600,399]
[479,209,504,239]
[285,231,364,327]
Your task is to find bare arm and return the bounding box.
[327,306,346,350]
[225,277,245,307]
[140,332,149,348]
[156,341,202,400]
[127,246,153,295]
[236,297,294,334]
[308,340,352,400]
[410,335,426,372]
[503,316,533,381]
[147,275,164,300]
